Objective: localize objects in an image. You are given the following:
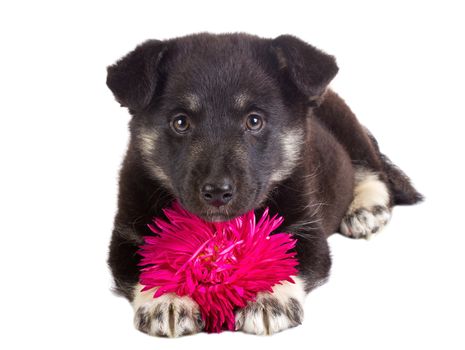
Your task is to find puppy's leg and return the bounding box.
[235,229,331,335]
[132,284,204,337]
[340,168,391,239]
[235,276,306,335]
[108,228,204,337]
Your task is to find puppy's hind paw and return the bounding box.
[340,205,391,239]
[340,168,392,239]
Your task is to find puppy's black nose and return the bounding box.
[201,181,234,207]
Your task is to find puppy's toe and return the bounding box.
[235,296,303,335]
[340,205,391,239]
[133,294,204,337]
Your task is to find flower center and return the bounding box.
[190,239,241,285]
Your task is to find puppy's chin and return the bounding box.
[196,207,240,222]
[200,213,236,223]
[175,199,232,222]
[197,204,257,222]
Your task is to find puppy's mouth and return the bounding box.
[176,197,239,222]
[200,212,237,222]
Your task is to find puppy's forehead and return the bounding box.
[169,60,262,92]
[162,37,281,111]
[167,41,268,86]
[180,92,251,110]
[174,92,252,116]
[165,62,277,111]
[166,59,265,110]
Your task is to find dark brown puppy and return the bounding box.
[106,33,422,337]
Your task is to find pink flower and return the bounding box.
[138,202,298,333]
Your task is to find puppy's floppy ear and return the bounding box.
[106,40,167,112]
[271,35,338,103]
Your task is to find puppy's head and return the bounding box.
[107,33,337,221]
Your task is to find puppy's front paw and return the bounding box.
[235,296,303,335]
[132,285,203,337]
[235,277,306,335]
[340,205,391,239]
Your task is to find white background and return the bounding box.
[1,1,464,349]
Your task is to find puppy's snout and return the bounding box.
[200,180,235,207]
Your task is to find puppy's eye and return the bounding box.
[246,114,264,132]
[171,114,190,134]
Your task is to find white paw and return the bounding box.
[341,168,391,239]
[132,285,203,337]
[340,205,391,239]
[235,277,306,335]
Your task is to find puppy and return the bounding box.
[106,33,422,337]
